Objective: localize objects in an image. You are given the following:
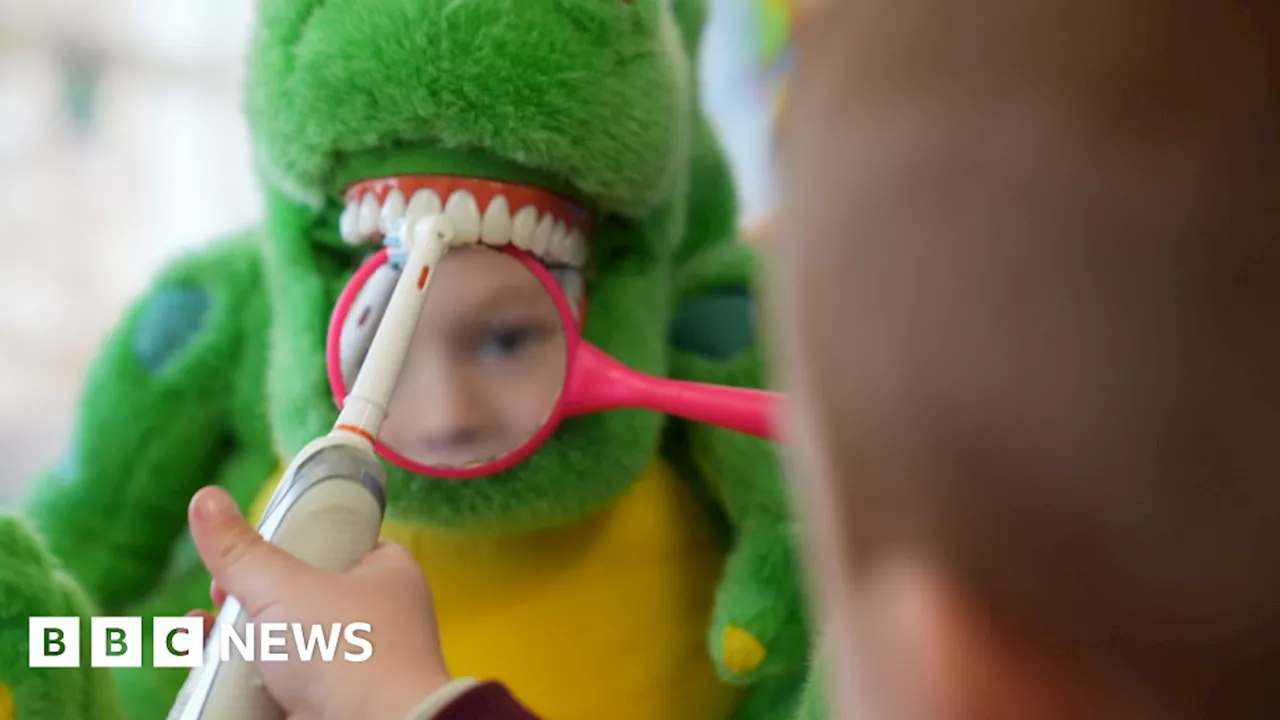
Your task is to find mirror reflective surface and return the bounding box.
[339,246,572,469]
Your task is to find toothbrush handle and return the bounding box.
[166,441,387,720]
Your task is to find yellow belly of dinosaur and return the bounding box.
[249,457,741,720]
[0,682,12,720]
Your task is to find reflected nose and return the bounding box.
[412,367,497,464]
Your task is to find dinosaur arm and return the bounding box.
[668,308,811,683]
[666,240,812,688]
[20,234,259,613]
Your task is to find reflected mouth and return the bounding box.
[408,446,508,471]
[340,175,591,269]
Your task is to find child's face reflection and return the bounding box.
[379,247,567,469]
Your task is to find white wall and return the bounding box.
[700,0,777,221]
[0,0,260,499]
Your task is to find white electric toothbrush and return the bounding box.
[166,213,454,720]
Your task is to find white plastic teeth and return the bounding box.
[340,188,589,269]
[548,267,586,320]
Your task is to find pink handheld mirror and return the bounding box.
[327,244,781,479]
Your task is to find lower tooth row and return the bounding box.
[341,189,586,266]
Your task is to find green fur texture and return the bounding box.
[22,235,274,614]
[796,664,827,720]
[7,234,280,718]
[0,516,121,720]
[0,1,812,718]
[248,0,689,217]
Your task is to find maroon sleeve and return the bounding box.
[432,681,542,720]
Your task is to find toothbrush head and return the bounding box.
[384,218,409,270]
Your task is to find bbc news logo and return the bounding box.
[29,617,373,668]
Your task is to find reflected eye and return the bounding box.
[476,324,544,361]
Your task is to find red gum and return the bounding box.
[345,176,592,235]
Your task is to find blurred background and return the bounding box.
[0,0,793,502]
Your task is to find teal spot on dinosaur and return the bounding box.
[133,287,210,373]
[669,288,756,360]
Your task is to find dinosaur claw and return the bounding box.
[721,624,767,678]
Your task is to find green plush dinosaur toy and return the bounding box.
[0,1,812,718]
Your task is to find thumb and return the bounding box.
[188,486,312,617]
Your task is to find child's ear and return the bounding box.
[846,558,1088,720]
[831,557,958,719]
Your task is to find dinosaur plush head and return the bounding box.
[248,0,691,221]
[247,0,711,532]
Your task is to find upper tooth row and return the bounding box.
[340,189,587,267]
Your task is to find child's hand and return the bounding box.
[185,486,451,720]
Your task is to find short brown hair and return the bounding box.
[775,1,1280,717]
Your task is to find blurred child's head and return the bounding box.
[773,1,1280,718]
